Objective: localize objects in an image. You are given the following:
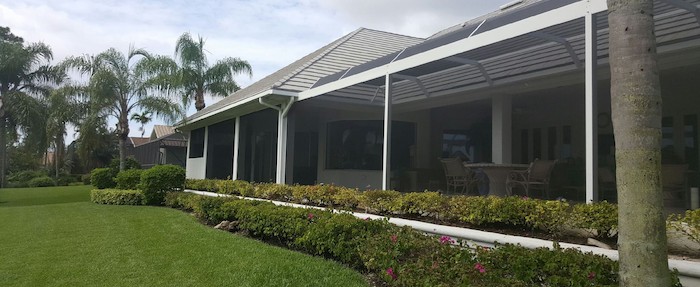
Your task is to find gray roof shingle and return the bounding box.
[184,28,423,123]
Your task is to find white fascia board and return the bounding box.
[298,0,608,101]
[182,89,298,127]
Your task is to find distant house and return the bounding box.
[132,125,187,168]
[177,0,700,207]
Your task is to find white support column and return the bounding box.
[232,117,240,180]
[382,74,393,190]
[276,107,288,184]
[585,10,599,203]
[492,94,512,164]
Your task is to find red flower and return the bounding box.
[307,213,314,220]
[474,263,486,274]
[386,267,397,280]
[439,235,455,244]
[390,235,398,243]
[587,271,596,280]
[364,217,371,221]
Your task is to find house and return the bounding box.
[132,125,188,168]
[178,0,700,207]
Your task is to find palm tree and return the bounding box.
[130,111,152,137]
[45,86,83,177]
[0,29,63,186]
[174,32,252,111]
[607,0,670,285]
[63,47,180,171]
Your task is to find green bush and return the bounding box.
[524,199,570,235]
[115,169,143,190]
[255,183,293,201]
[140,165,185,205]
[330,186,360,210]
[233,180,255,197]
[82,174,91,185]
[8,170,45,183]
[163,192,681,287]
[668,209,700,245]
[90,168,116,189]
[27,176,56,187]
[395,192,447,218]
[359,189,402,214]
[186,179,219,192]
[56,174,81,186]
[295,213,389,268]
[90,189,145,205]
[108,156,141,173]
[570,201,618,239]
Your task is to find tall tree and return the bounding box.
[45,86,83,177]
[64,47,180,171]
[174,32,252,111]
[607,0,670,285]
[0,27,63,186]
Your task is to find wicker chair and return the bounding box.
[439,158,477,194]
[506,159,558,198]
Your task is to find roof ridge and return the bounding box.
[272,28,366,88]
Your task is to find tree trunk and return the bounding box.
[195,90,205,111]
[118,113,129,171]
[607,0,671,286]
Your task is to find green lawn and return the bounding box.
[0,186,368,287]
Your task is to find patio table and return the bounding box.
[463,163,529,196]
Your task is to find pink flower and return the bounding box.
[474,263,486,274]
[390,235,398,243]
[587,271,596,280]
[364,217,371,221]
[439,235,455,244]
[386,267,397,280]
[307,213,314,220]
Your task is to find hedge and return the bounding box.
[91,168,116,189]
[115,169,143,190]
[27,176,56,187]
[184,179,619,239]
[163,192,681,287]
[90,189,145,205]
[140,165,185,205]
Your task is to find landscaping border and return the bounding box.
[185,189,700,286]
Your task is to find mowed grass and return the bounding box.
[0,186,368,287]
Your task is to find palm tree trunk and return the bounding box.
[607,0,671,286]
[195,91,205,111]
[118,114,129,172]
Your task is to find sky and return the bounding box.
[1,0,512,141]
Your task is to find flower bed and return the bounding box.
[164,192,683,287]
[185,179,620,241]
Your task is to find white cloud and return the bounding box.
[0,0,510,140]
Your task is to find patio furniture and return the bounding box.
[506,159,558,199]
[439,158,477,194]
[463,163,530,196]
[661,164,688,208]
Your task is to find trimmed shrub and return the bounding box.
[524,199,570,235]
[330,186,360,210]
[255,183,293,201]
[570,201,618,239]
[140,165,185,205]
[668,209,700,245]
[164,192,201,211]
[234,180,255,197]
[91,168,116,189]
[27,176,56,187]
[115,169,143,190]
[90,189,145,205]
[236,203,317,244]
[395,192,447,218]
[186,179,219,192]
[359,189,402,214]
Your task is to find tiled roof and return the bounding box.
[129,137,150,146]
[184,28,424,123]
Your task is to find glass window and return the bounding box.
[188,128,205,158]
[662,116,674,149]
[684,115,698,170]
